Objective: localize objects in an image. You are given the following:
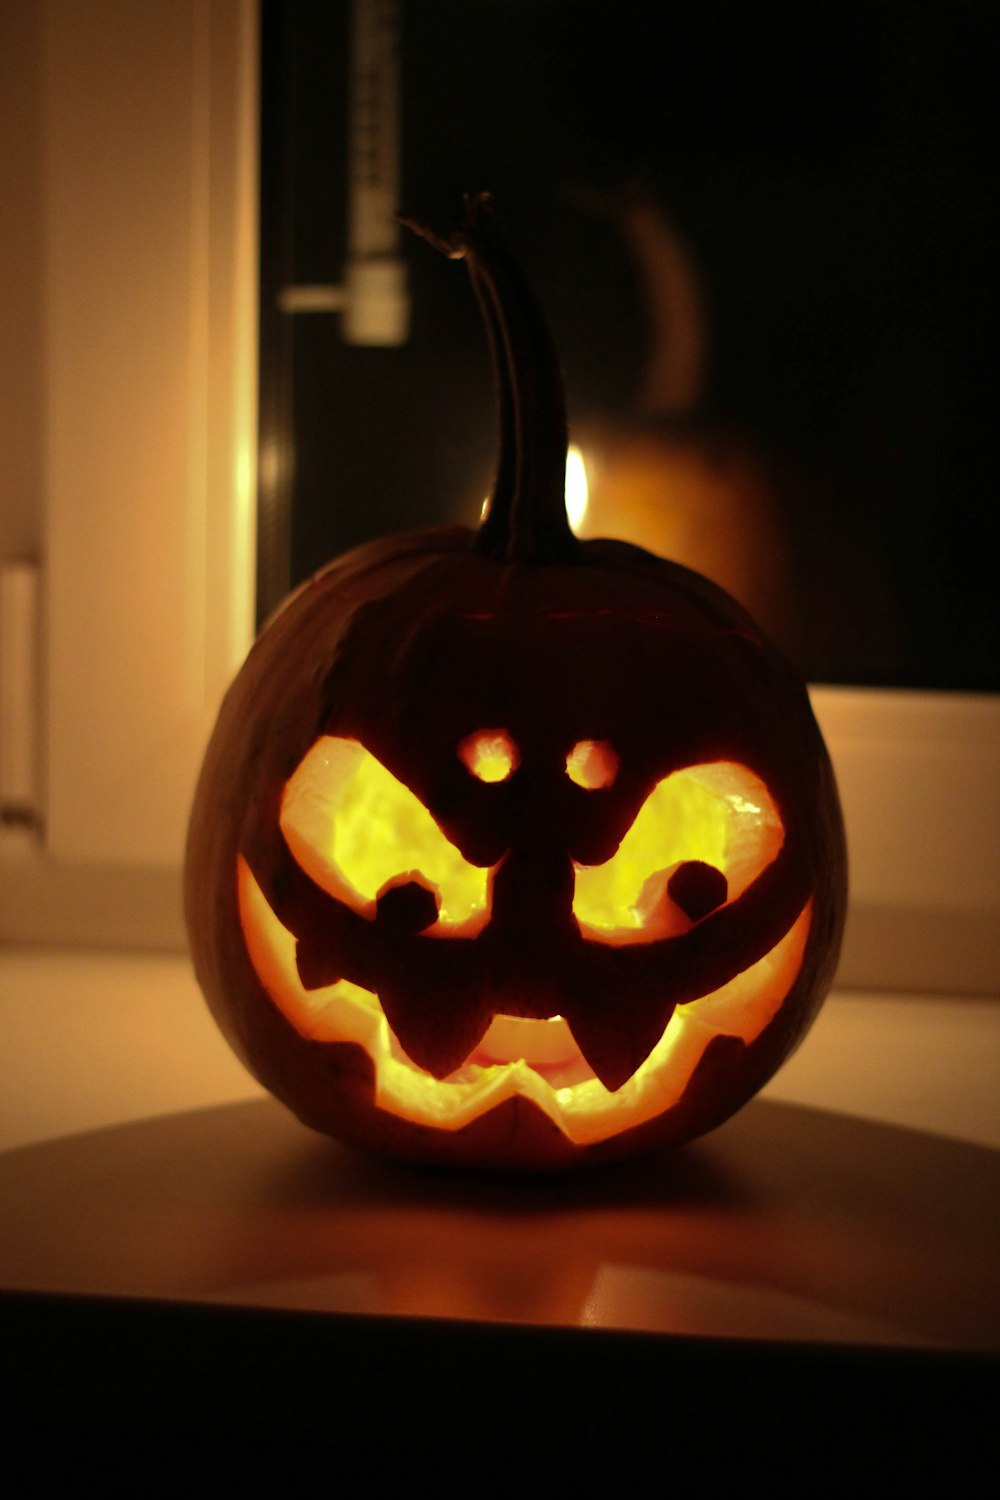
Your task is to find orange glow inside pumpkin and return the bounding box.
[240,738,810,1144]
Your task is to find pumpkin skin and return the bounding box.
[185,198,846,1169]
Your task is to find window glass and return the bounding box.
[259,0,996,691]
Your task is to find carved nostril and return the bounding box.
[565,739,619,789]
[668,861,728,922]
[375,879,440,933]
[459,728,518,783]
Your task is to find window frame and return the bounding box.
[1,0,996,999]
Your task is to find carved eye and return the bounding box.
[280,736,488,929]
[566,739,619,790]
[573,761,784,943]
[458,729,519,783]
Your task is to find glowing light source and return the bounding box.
[565,444,589,532]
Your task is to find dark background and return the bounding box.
[258,0,997,690]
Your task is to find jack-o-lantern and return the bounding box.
[186,196,846,1169]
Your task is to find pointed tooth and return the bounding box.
[376,978,492,1081]
[565,986,675,1093]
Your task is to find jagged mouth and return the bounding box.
[237,857,811,1147]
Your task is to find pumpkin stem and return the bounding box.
[399,194,579,564]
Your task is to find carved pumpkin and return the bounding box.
[186,196,846,1169]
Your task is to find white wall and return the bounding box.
[1,0,257,943]
[42,0,257,867]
